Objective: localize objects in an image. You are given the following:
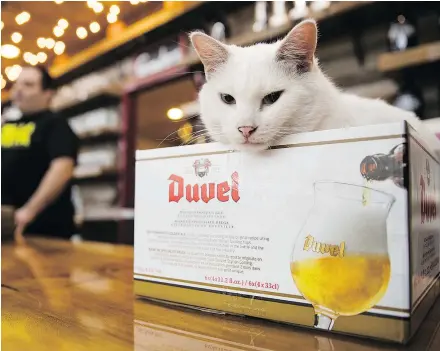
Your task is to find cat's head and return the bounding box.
[190,19,327,151]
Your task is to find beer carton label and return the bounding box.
[135,125,413,327]
[409,133,440,308]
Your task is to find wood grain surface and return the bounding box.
[2,237,439,351]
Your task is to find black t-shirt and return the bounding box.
[1,109,79,237]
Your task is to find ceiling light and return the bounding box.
[45,38,55,49]
[53,26,64,37]
[37,37,46,48]
[1,44,20,59]
[11,32,23,43]
[89,22,100,33]
[54,41,65,55]
[23,52,33,62]
[58,19,69,29]
[87,0,97,8]
[1,77,6,89]
[1,21,4,30]
[6,65,22,81]
[76,27,88,39]
[29,55,38,66]
[37,52,47,63]
[140,0,148,3]
[107,13,117,24]
[130,0,140,4]
[110,5,120,15]
[93,3,104,13]
[54,0,64,4]
[167,108,183,121]
[15,12,31,25]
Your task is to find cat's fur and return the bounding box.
[190,19,438,152]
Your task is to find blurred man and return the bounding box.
[1,66,79,242]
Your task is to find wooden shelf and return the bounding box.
[73,167,119,182]
[377,41,440,73]
[75,207,134,224]
[53,86,122,119]
[180,1,371,67]
[77,127,121,142]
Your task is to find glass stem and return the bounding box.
[314,313,335,330]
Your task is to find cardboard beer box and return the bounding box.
[134,122,440,343]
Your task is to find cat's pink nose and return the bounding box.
[238,126,257,138]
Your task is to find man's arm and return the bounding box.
[14,157,75,242]
[14,116,79,244]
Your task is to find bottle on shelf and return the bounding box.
[289,0,309,21]
[252,1,268,33]
[392,78,425,119]
[387,14,418,52]
[269,0,289,28]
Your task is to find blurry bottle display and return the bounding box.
[310,1,330,13]
[289,0,309,21]
[252,1,268,33]
[387,14,418,52]
[392,80,425,119]
[360,143,406,188]
[210,22,227,42]
[269,1,289,28]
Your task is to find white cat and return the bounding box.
[190,19,439,153]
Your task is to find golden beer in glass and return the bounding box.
[290,181,395,330]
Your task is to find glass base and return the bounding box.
[314,313,336,330]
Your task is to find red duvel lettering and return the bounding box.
[168,172,240,203]
[420,175,437,224]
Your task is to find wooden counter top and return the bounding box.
[2,238,439,350]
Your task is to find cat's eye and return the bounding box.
[220,93,236,105]
[262,90,284,106]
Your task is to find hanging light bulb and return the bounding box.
[110,5,120,14]
[89,22,101,33]
[87,0,97,8]
[45,38,55,49]
[167,108,183,121]
[54,0,64,4]
[1,76,6,89]
[1,21,4,30]
[76,27,88,39]
[29,55,38,66]
[93,2,104,13]
[1,44,20,59]
[37,37,46,48]
[11,32,23,43]
[23,52,33,63]
[6,65,23,81]
[58,19,69,29]
[37,52,47,63]
[130,0,140,5]
[53,26,64,37]
[107,13,117,24]
[16,12,31,25]
[54,41,65,55]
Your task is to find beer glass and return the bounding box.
[290,181,395,330]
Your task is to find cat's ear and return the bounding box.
[190,32,229,79]
[276,19,317,73]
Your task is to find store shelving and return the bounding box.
[377,41,440,72]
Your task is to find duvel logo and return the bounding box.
[193,158,211,178]
[168,159,240,204]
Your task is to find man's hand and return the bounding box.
[14,206,37,245]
